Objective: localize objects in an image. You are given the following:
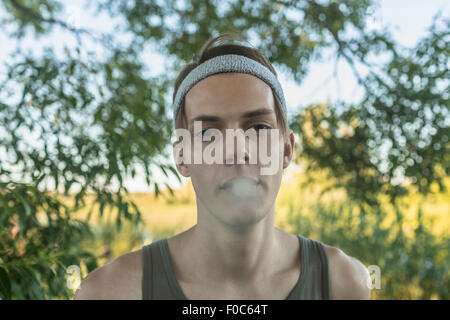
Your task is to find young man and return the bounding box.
[74,34,371,300]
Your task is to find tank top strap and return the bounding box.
[141,240,154,300]
[306,235,332,299]
[288,235,331,299]
[142,238,184,300]
[314,239,332,299]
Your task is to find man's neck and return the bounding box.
[185,220,285,286]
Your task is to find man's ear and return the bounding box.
[173,140,191,178]
[282,129,295,169]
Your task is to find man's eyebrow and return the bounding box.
[241,108,274,119]
[190,115,222,124]
[189,108,274,125]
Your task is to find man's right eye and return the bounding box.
[200,128,214,137]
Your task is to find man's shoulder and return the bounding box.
[74,248,143,300]
[321,243,371,300]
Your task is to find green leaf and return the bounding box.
[165,183,174,197]
[15,191,31,216]
[160,165,169,178]
[154,182,159,198]
[116,211,122,231]
[99,200,105,217]
[0,266,11,300]
[123,202,130,219]
[168,166,182,183]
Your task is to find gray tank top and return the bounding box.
[142,234,331,299]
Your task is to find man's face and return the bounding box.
[174,72,293,229]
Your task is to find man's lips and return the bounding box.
[219,176,260,190]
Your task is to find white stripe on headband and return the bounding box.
[172,54,287,127]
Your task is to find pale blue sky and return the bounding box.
[0,0,448,192]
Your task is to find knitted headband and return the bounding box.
[172,54,287,128]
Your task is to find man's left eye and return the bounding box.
[251,124,271,131]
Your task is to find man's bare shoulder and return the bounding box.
[74,248,143,300]
[323,244,371,300]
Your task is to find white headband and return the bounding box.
[172,54,287,127]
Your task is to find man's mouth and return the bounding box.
[220,176,260,190]
[219,177,262,199]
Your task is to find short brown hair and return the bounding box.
[172,33,290,139]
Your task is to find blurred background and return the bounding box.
[0,0,448,299]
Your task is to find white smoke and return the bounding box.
[226,178,258,199]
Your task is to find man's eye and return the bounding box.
[251,124,271,131]
[201,128,214,136]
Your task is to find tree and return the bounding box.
[0,0,448,299]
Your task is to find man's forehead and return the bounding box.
[186,73,272,101]
[185,73,276,124]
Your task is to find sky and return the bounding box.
[0,0,448,192]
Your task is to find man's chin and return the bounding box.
[216,207,266,229]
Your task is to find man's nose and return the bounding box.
[224,129,252,165]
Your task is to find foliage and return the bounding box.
[284,191,449,299]
[290,16,449,206]
[0,0,448,299]
[0,182,97,299]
